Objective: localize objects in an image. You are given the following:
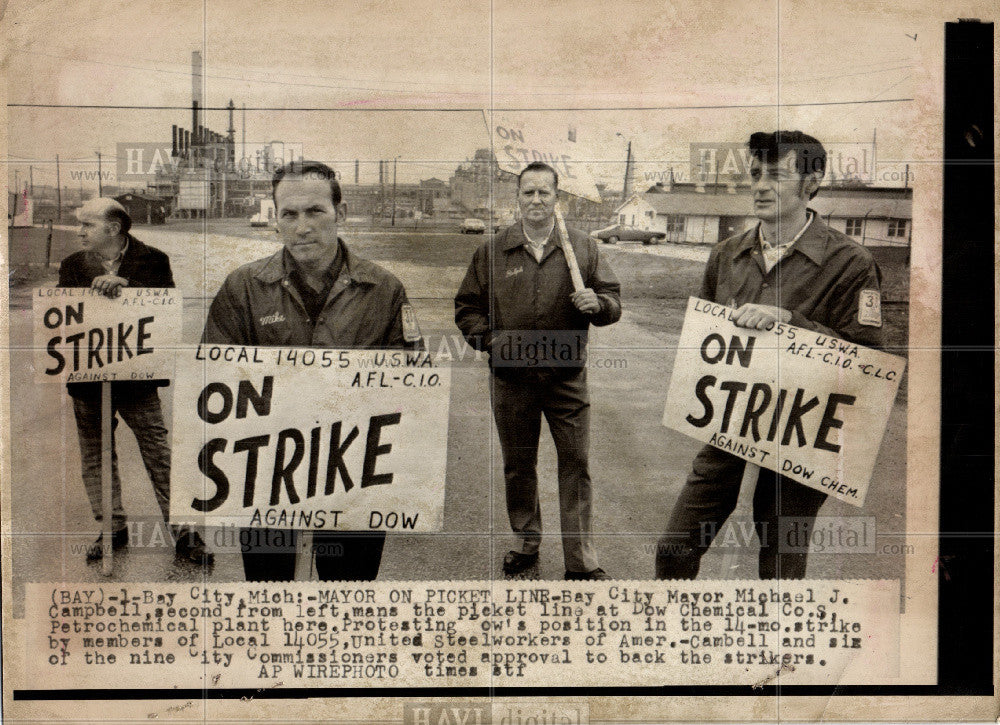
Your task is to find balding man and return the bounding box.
[59,198,212,565]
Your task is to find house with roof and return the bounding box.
[614,182,912,246]
[114,192,167,225]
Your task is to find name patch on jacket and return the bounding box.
[857,289,882,327]
[505,266,523,278]
[259,312,286,326]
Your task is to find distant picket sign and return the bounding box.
[663,297,906,506]
[490,115,601,202]
[33,287,181,384]
[170,345,449,531]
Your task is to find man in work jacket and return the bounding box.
[455,161,621,580]
[202,160,422,581]
[655,131,885,580]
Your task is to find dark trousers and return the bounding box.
[240,528,386,581]
[491,369,598,572]
[72,390,171,534]
[655,445,828,579]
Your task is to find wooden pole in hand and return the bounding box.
[294,532,314,580]
[554,207,585,292]
[101,381,114,576]
[719,462,760,577]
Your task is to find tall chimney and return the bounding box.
[192,101,199,147]
[192,50,203,130]
[227,100,235,141]
[172,125,178,157]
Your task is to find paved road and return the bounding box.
[8,226,907,601]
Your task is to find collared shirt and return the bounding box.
[758,211,815,272]
[701,213,884,348]
[455,221,622,376]
[58,233,174,398]
[99,236,130,275]
[202,238,419,349]
[522,222,553,263]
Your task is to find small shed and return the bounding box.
[114,192,167,225]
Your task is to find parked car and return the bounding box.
[590,224,665,245]
[460,218,486,234]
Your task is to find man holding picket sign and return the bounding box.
[655,131,885,580]
[201,160,423,581]
[455,161,621,580]
[60,197,212,567]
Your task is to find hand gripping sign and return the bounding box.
[34,286,181,574]
[33,287,181,384]
[171,345,449,531]
[663,298,906,506]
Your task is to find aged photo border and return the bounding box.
[1,4,995,721]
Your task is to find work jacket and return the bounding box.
[58,235,175,399]
[455,223,621,378]
[202,241,420,350]
[702,214,885,349]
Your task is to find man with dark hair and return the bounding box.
[202,160,423,581]
[271,159,342,206]
[60,197,211,564]
[456,162,621,580]
[655,131,884,580]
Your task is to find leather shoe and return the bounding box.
[502,551,539,576]
[564,568,611,581]
[86,529,128,561]
[175,530,215,566]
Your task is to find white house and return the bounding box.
[613,183,912,246]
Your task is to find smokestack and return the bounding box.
[183,129,190,156]
[192,101,199,147]
[172,125,178,157]
[192,50,203,129]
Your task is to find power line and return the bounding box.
[8,98,914,112]
[6,49,921,100]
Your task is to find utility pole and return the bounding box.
[56,155,61,221]
[391,157,398,227]
[97,152,103,196]
[379,160,385,220]
[621,141,632,202]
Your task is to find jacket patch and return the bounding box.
[401,303,423,342]
[505,266,523,277]
[259,312,286,326]
[857,289,882,327]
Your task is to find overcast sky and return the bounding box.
[4,0,970,192]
